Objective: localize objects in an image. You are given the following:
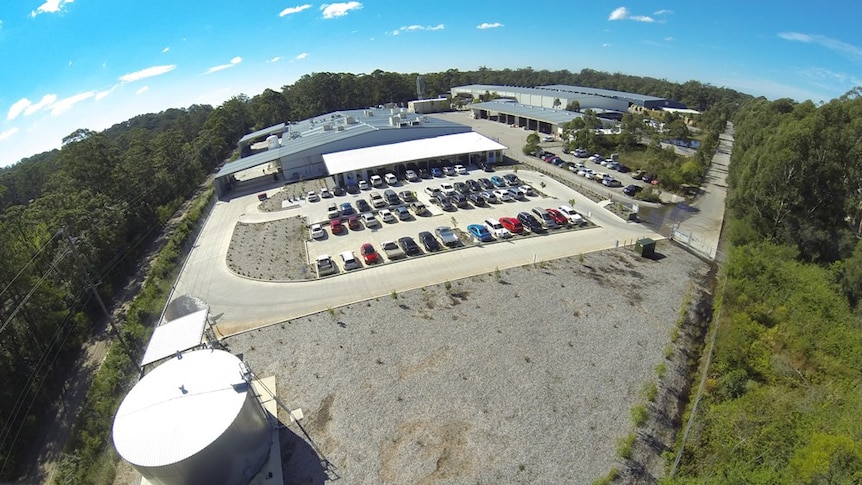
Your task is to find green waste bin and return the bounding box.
[635,238,656,258]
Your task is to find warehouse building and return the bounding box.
[467,100,617,137]
[213,107,504,198]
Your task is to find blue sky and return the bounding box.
[1,1,861,167]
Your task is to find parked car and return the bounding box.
[381,240,406,260]
[624,184,644,196]
[432,194,455,211]
[330,218,346,234]
[327,203,340,219]
[557,205,585,225]
[490,175,507,188]
[454,164,468,175]
[506,188,526,201]
[385,173,398,185]
[331,185,346,196]
[345,184,360,194]
[484,218,512,239]
[467,224,493,242]
[503,173,522,186]
[405,170,419,182]
[449,192,469,208]
[370,174,384,187]
[319,187,332,198]
[517,212,545,233]
[378,208,396,223]
[360,243,379,264]
[361,212,379,227]
[316,254,337,276]
[424,186,442,197]
[493,189,513,202]
[306,191,319,202]
[431,167,443,177]
[358,180,370,190]
[370,191,386,208]
[468,193,486,206]
[440,182,455,194]
[478,178,495,190]
[355,199,370,213]
[466,179,481,192]
[399,190,416,202]
[310,223,325,239]
[398,236,422,256]
[545,208,568,227]
[498,216,524,234]
[519,185,535,196]
[480,191,499,204]
[435,226,460,246]
[384,189,400,205]
[395,206,411,221]
[418,231,441,252]
[443,166,456,176]
[454,182,470,195]
[531,207,558,229]
[419,168,431,179]
[346,214,361,230]
[410,201,428,215]
[340,251,360,270]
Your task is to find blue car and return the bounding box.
[467,224,493,242]
[431,167,444,177]
[490,175,507,188]
[339,202,355,215]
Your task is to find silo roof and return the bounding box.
[139,309,208,367]
[113,349,250,467]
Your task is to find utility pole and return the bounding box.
[61,228,132,355]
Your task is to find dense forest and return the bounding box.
[0,66,749,482]
[669,92,862,483]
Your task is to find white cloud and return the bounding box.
[30,0,74,17]
[162,47,170,53]
[778,32,862,62]
[279,4,312,16]
[609,7,654,22]
[654,9,673,15]
[25,94,58,115]
[136,86,149,95]
[205,56,243,74]
[296,52,308,60]
[49,91,94,116]
[602,43,611,48]
[477,22,503,30]
[95,87,116,100]
[392,24,445,35]
[0,128,19,142]
[119,65,176,83]
[7,98,32,120]
[268,56,282,63]
[320,2,362,19]
[664,36,674,42]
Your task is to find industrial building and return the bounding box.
[213,107,505,198]
[451,83,687,112]
[466,100,617,137]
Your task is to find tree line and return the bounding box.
[669,91,862,483]
[0,66,748,480]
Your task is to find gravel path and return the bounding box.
[223,237,708,484]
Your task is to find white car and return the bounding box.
[319,187,332,198]
[440,182,455,194]
[307,191,319,202]
[519,185,535,196]
[361,212,379,227]
[558,205,585,225]
[370,191,386,208]
[405,169,419,182]
[310,223,325,239]
[493,189,513,202]
[385,173,398,185]
[340,251,360,270]
[542,135,554,142]
[454,164,468,175]
[378,208,396,223]
[370,174,384,187]
[484,218,512,239]
[327,204,340,219]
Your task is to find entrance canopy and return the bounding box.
[322,132,507,174]
[140,309,208,367]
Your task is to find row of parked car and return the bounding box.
[424,173,536,211]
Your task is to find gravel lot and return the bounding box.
[223,240,709,484]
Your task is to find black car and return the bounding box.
[398,236,422,256]
[356,199,371,212]
[331,185,346,196]
[623,184,644,196]
[449,192,469,208]
[466,179,481,192]
[346,184,360,194]
[399,190,416,202]
[503,173,522,186]
[432,194,455,211]
[419,168,431,179]
[468,193,486,206]
[517,211,546,233]
[478,178,495,190]
[418,231,442,252]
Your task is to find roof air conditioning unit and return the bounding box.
[323,123,333,131]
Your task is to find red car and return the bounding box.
[346,215,360,230]
[330,218,346,234]
[360,243,379,264]
[498,216,524,234]
[545,208,568,226]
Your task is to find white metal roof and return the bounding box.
[114,349,249,467]
[322,132,507,174]
[139,309,208,367]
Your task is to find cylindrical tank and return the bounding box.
[266,134,279,150]
[113,349,271,485]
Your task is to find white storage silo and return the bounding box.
[113,349,271,485]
